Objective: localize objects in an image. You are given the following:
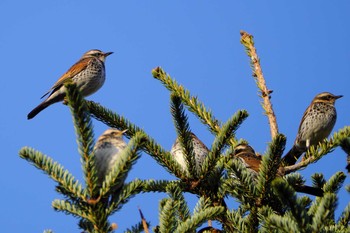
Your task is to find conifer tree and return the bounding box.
[20,31,350,233]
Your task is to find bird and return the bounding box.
[232,144,324,196]
[233,143,262,175]
[282,92,342,166]
[233,143,284,177]
[27,49,113,119]
[170,133,209,176]
[94,128,128,191]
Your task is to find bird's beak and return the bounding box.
[335,95,343,99]
[104,52,113,57]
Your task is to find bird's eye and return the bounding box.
[235,148,243,154]
[321,95,331,100]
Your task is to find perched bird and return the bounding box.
[234,143,284,176]
[170,133,209,176]
[27,49,113,119]
[234,143,262,175]
[94,129,127,190]
[233,144,323,196]
[282,92,342,166]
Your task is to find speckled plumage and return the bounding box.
[94,129,127,189]
[234,144,261,175]
[27,49,113,119]
[170,133,209,175]
[283,92,342,166]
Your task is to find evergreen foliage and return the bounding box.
[20,32,350,232]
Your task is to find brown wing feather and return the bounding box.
[294,104,312,143]
[244,155,261,172]
[40,57,91,99]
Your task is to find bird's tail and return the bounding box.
[27,92,65,120]
[27,101,52,119]
[282,146,304,166]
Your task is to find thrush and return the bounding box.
[234,143,262,175]
[170,133,209,176]
[233,143,284,176]
[27,49,113,119]
[282,92,342,166]
[233,144,324,196]
[94,128,127,191]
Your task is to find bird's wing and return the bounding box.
[294,104,312,144]
[238,154,261,172]
[40,57,91,99]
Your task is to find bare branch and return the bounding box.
[283,157,313,174]
[240,30,279,139]
[138,207,149,233]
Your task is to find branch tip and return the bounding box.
[240,30,278,139]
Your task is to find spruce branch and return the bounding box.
[308,192,326,218]
[284,126,350,173]
[193,197,212,216]
[65,83,97,197]
[107,179,145,215]
[256,134,286,201]
[272,179,310,230]
[338,202,350,228]
[322,225,350,233]
[85,100,183,178]
[99,132,146,199]
[174,206,225,233]
[170,94,198,178]
[20,31,350,233]
[311,193,337,231]
[240,30,279,139]
[142,180,183,193]
[340,136,350,173]
[152,66,219,132]
[224,158,257,204]
[152,67,240,146]
[19,147,87,201]
[52,199,91,221]
[323,171,346,194]
[225,209,248,233]
[305,172,344,220]
[158,198,177,233]
[262,214,298,233]
[311,173,326,189]
[166,183,191,221]
[283,172,324,197]
[201,110,248,176]
[76,209,114,233]
[78,219,96,233]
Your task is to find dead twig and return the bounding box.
[240,30,279,139]
[283,157,313,174]
[138,207,149,233]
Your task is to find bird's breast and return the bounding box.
[73,60,106,97]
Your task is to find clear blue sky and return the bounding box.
[1,1,349,232]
